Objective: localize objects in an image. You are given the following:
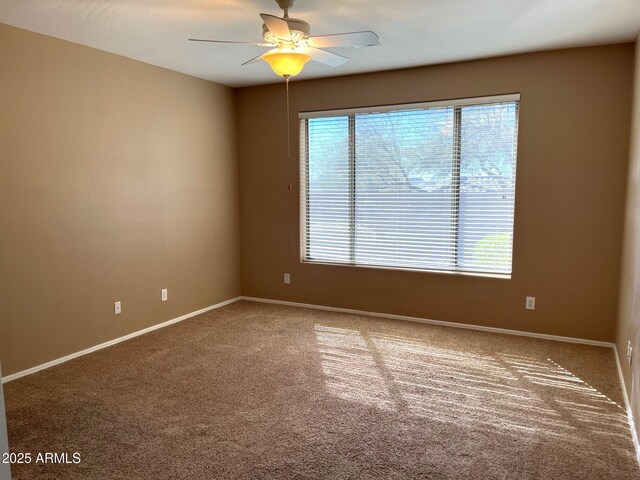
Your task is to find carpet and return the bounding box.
[4,301,639,479]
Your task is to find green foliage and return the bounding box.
[473,233,511,268]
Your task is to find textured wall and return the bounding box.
[0,23,241,376]
[617,34,640,441]
[237,44,634,342]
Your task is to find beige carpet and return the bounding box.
[4,301,639,479]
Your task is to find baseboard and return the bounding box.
[240,296,614,348]
[1,293,617,378]
[1,296,243,384]
[613,346,640,465]
[2,293,638,466]
[4,295,613,384]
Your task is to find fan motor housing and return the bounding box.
[263,18,311,42]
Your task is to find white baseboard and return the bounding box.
[1,296,243,384]
[613,346,640,465]
[3,293,638,467]
[3,295,614,384]
[240,296,614,348]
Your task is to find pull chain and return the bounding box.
[285,75,292,191]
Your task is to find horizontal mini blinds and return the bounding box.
[301,96,519,275]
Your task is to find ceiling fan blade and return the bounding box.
[189,39,273,46]
[260,13,291,40]
[306,47,349,67]
[308,31,380,49]
[242,52,267,66]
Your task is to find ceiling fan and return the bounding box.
[189,0,380,78]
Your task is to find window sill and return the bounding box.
[300,259,512,280]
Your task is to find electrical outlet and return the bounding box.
[114,301,122,315]
[284,273,291,285]
[161,288,168,302]
[628,341,633,366]
[525,296,536,310]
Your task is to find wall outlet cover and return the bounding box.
[525,297,536,310]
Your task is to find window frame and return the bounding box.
[299,93,521,279]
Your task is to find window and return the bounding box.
[300,94,520,276]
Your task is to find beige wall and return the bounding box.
[0,22,635,379]
[617,34,640,439]
[0,23,241,376]
[237,44,634,342]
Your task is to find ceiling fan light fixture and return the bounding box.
[263,48,311,77]
[188,0,380,79]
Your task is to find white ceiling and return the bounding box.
[1,0,639,87]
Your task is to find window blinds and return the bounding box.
[300,95,519,276]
